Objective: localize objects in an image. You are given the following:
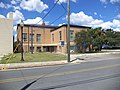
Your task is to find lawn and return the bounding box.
[0,52,67,64]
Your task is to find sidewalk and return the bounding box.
[0,51,120,70]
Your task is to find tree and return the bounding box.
[105,29,120,46]
[75,27,106,52]
[75,30,89,52]
[75,27,120,53]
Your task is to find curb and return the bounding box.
[0,61,68,70]
[71,52,120,57]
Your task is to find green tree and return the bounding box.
[75,30,89,52]
[75,27,120,53]
[105,29,120,46]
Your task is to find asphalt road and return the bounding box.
[0,54,120,90]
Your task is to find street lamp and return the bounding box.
[20,20,24,61]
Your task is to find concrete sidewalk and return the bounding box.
[0,51,120,70]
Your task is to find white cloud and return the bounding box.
[94,12,97,15]
[70,11,94,25]
[0,14,6,18]
[114,28,120,31]
[24,17,49,25]
[112,19,120,28]
[90,19,103,25]
[116,14,120,18]
[0,2,21,10]
[110,0,120,3]
[43,11,47,14]
[24,17,43,24]
[104,6,107,8]
[13,6,21,10]
[24,17,42,24]
[97,21,113,29]
[100,0,108,4]
[7,10,24,25]
[20,0,48,13]
[11,0,17,5]
[6,4,13,8]
[100,0,120,3]
[99,14,102,18]
[0,2,6,8]
[69,11,120,31]
[58,23,66,26]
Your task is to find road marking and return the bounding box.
[0,63,120,84]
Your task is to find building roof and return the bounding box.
[17,24,91,31]
[50,24,91,32]
[17,24,58,29]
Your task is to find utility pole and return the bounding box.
[67,0,70,62]
[20,20,24,61]
[31,27,33,54]
[28,26,30,52]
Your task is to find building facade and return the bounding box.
[17,24,90,53]
[0,13,13,55]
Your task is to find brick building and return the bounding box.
[17,23,90,53]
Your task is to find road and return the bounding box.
[0,54,120,90]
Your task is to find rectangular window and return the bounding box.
[30,34,34,42]
[52,34,54,42]
[59,31,62,40]
[70,30,74,41]
[23,33,27,42]
[30,47,34,52]
[36,34,41,42]
[36,47,41,52]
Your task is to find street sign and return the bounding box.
[60,41,64,46]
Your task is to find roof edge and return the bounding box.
[17,24,58,28]
[50,24,91,32]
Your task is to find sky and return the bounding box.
[0,0,120,41]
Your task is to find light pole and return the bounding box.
[67,0,70,62]
[20,21,24,61]
[31,27,34,54]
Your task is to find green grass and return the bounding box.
[0,52,67,64]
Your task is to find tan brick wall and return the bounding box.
[51,26,88,53]
[17,25,55,52]
[17,24,89,53]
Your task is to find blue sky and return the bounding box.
[0,0,120,40]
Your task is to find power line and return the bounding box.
[50,0,67,24]
[34,0,67,25]
[35,0,59,25]
[50,11,66,24]
[58,0,67,12]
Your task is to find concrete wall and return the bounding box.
[0,13,13,55]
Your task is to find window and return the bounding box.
[70,30,74,41]
[30,47,34,52]
[52,34,54,42]
[36,47,41,52]
[30,34,34,42]
[23,33,27,42]
[59,31,62,40]
[36,34,41,42]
